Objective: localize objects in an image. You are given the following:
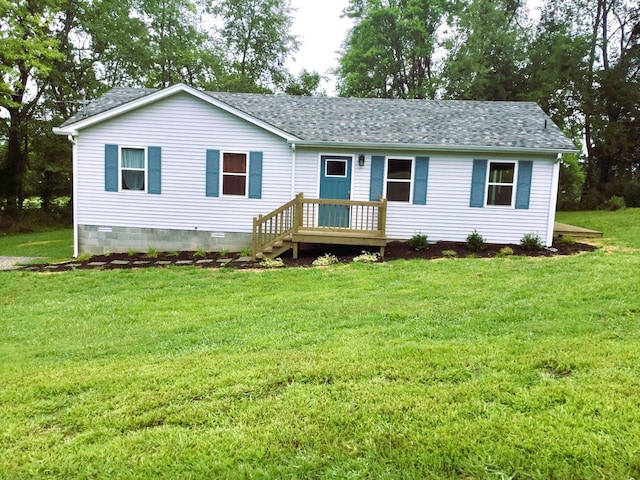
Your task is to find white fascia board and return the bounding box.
[290,140,580,156]
[53,83,301,142]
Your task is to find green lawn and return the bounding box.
[556,208,640,248]
[0,228,73,262]
[1,211,639,479]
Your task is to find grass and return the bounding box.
[1,211,639,478]
[0,228,73,262]
[556,208,640,248]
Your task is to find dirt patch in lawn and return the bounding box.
[18,239,596,272]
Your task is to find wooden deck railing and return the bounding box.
[252,195,299,259]
[252,193,387,259]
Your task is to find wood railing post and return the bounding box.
[378,197,387,236]
[294,192,304,231]
[252,214,262,260]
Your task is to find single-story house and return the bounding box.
[53,83,577,258]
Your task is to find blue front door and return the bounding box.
[319,156,352,227]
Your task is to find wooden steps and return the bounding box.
[252,194,387,260]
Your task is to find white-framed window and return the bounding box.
[487,161,516,206]
[222,152,248,196]
[325,158,348,177]
[120,147,146,191]
[386,157,413,202]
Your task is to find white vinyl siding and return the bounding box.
[293,149,555,245]
[76,92,291,233]
[380,154,555,245]
[75,91,558,248]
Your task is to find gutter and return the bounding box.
[290,143,296,198]
[53,127,77,136]
[288,140,579,156]
[67,135,79,258]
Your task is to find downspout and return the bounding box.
[290,143,296,199]
[546,154,562,247]
[68,135,79,258]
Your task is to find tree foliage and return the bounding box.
[0,0,65,215]
[0,0,306,221]
[442,0,528,100]
[209,0,299,92]
[338,0,640,208]
[338,0,452,99]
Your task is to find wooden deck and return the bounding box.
[554,222,603,239]
[252,194,387,260]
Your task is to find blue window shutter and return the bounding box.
[370,155,385,201]
[413,156,429,205]
[206,149,220,197]
[147,146,161,194]
[470,159,488,207]
[515,160,533,209]
[248,151,263,199]
[105,144,118,192]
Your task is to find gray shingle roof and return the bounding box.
[61,87,576,152]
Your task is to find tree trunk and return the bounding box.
[4,113,27,217]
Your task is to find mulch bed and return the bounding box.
[20,239,596,272]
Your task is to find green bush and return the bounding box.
[601,195,626,211]
[409,233,429,251]
[442,249,457,258]
[556,235,575,246]
[604,179,640,207]
[520,232,543,251]
[466,230,486,253]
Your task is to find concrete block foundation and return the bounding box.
[78,225,252,254]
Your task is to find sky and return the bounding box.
[286,0,543,96]
[286,0,354,95]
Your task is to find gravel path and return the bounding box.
[0,256,42,271]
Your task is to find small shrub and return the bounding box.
[442,249,457,258]
[498,246,514,256]
[466,230,486,253]
[240,247,252,257]
[146,247,159,258]
[259,257,284,268]
[353,251,380,263]
[601,195,626,211]
[560,235,575,246]
[76,253,92,261]
[312,253,339,267]
[217,249,228,258]
[520,232,543,251]
[127,249,138,257]
[409,233,429,251]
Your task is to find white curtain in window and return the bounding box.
[122,149,145,190]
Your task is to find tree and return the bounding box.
[140,0,213,88]
[0,0,64,215]
[209,0,299,92]
[441,0,528,100]
[337,0,452,99]
[284,69,325,96]
[547,0,640,199]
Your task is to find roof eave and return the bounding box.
[53,83,301,142]
[290,140,579,156]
